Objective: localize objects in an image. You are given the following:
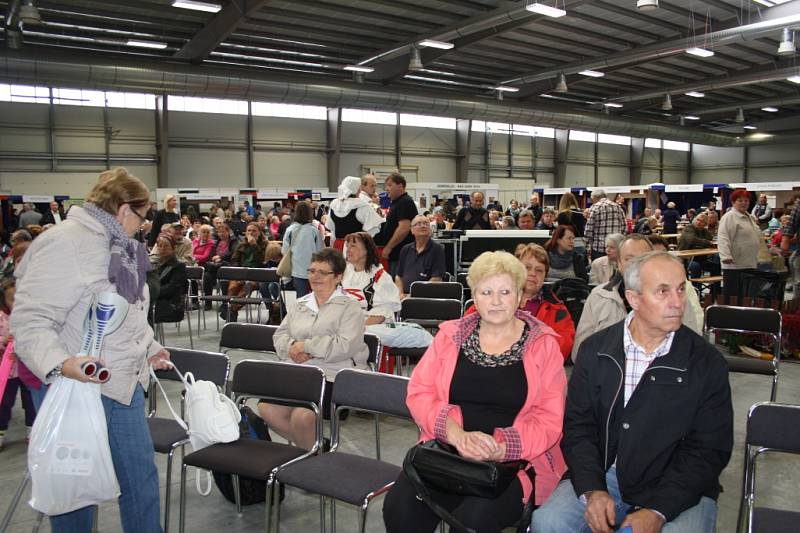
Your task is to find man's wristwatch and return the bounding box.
[46,362,64,382]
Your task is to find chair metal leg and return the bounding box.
[0,469,30,533]
[319,495,326,533]
[358,504,368,533]
[186,307,194,349]
[274,482,282,533]
[164,449,176,533]
[265,477,274,533]
[330,499,336,533]
[179,464,188,533]
[31,511,45,533]
[232,474,242,514]
[374,414,381,461]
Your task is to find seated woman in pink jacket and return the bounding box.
[383,250,567,533]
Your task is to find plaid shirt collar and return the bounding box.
[622,311,675,406]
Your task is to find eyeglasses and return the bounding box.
[412,221,430,228]
[127,205,147,224]
[307,268,335,277]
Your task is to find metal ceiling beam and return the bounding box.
[611,60,800,103]
[689,96,800,116]
[174,0,272,62]
[501,1,800,86]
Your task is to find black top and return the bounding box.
[375,192,417,261]
[452,207,490,230]
[556,209,586,237]
[148,210,180,247]
[449,327,528,435]
[662,209,679,234]
[331,208,362,239]
[396,239,447,292]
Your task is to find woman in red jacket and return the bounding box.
[383,251,567,533]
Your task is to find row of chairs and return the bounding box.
[146,346,414,533]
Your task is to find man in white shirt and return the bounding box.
[42,201,65,225]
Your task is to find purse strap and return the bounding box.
[402,446,476,533]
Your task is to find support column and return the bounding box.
[508,127,513,180]
[630,137,644,185]
[687,143,694,183]
[395,113,401,170]
[659,145,664,183]
[484,129,491,183]
[531,135,537,182]
[743,146,749,183]
[554,129,569,188]
[246,101,254,188]
[326,107,342,191]
[155,95,169,188]
[103,105,111,170]
[593,138,599,187]
[455,119,471,182]
[48,88,57,172]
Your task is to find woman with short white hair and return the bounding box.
[589,233,625,285]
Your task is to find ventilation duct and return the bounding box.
[1,49,795,146]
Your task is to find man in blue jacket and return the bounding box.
[533,251,733,533]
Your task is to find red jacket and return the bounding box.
[466,286,575,362]
[407,311,567,505]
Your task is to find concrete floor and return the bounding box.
[1,307,799,533]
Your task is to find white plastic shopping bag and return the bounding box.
[367,322,434,348]
[27,377,120,515]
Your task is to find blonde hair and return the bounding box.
[163,194,177,212]
[466,251,526,293]
[559,191,578,211]
[199,224,213,235]
[86,168,150,216]
[515,243,549,274]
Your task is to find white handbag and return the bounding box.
[150,363,240,494]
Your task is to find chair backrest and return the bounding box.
[401,297,462,323]
[747,402,800,453]
[245,267,280,283]
[219,323,277,354]
[154,348,230,387]
[364,333,382,369]
[217,266,250,282]
[409,281,463,301]
[704,305,781,337]
[232,359,325,408]
[185,266,204,282]
[332,369,411,419]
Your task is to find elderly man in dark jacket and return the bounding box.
[533,251,732,533]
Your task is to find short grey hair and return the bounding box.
[623,251,684,293]
[542,207,556,216]
[591,189,606,200]
[604,232,626,252]
[667,201,676,208]
[693,212,708,224]
[517,209,535,221]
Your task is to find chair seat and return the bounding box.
[404,319,441,329]
[752,507,800,533]
[389,347,427,358]
[201,295,230,302]
[148,417,189,453]
[183,439,307,479]
[230,297,266,305]
[724,355,776,376]
[276,452,400,506]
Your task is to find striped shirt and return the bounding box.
[622,311,675,406]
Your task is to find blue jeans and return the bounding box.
[28,384,47,413]
[532,466,717,533]
[292,276,310,297]
[49,385,161,533]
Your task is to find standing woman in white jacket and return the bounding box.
[12,168,172,533]
[718,189,762,297]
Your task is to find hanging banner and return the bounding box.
[665,184,703,193]
[544,188,571,195]
[22,195,54,203]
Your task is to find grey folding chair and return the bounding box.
[219,322,279,358]
[204,266,247,330]
[148,348,230,533]
[228,268,283,324]
[704,304,782,401]
[185,265,205,344]
[737,402,800,533]
[178,360,326,533]
[390,297,462,375]
[272,369,413,533]
[409,281,463,302]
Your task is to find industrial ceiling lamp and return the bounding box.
[637,0,658,10]
[408,45,423,71]
[19,0,42,24]
[554,72,568,92]
[778,28,795,56]
[735,107,745,123]
[679,115,686,126]
[661,93,672,111]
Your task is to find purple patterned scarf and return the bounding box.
[82,202,150,304]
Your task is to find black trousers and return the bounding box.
[722,268,747,298]
[383,471,523,533]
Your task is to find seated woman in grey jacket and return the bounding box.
[259,248,368,450]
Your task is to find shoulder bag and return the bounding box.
[276,229,294,277]
[402,440,532,533]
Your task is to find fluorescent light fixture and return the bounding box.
[684,115,700,120]
[171,0,222,12]
[787,75,800,83]
[494,86,519,92]
[743,125,758,130]
[418,39,454,50]
[126,39,167,49]
[686,47,714,58]
[525,3,567,18]
[604,102,623,108]
[578,70,605,77]
[343,65,374,73]
[761,106,779,112]
[685,91,705,97]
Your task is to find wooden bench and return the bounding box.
[689,275,723,302]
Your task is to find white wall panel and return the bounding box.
[253,117,325,144]
[254,151,326,188]
[598,167,629,186]
[169,148,247,188]
[170,112,246,141]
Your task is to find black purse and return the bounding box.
[402,440,533,533]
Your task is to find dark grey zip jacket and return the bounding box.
[562,321,733,522]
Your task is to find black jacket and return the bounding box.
[563,322,733,522]
[153,257,187,324]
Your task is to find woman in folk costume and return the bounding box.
[326,175,384,252]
